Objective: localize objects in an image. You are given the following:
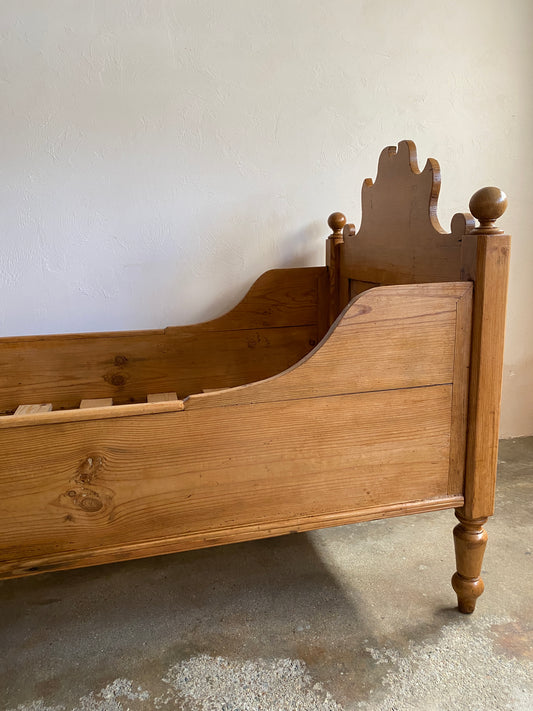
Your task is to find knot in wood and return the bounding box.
[79,496,103,512]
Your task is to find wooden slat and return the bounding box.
[0,384,453,578]
[186,282,471,410]
[14,404,52,415]
[80,398,113,409]
[147,392,178,403]
[0,268,325,413]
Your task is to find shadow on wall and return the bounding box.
[501,358,533,438]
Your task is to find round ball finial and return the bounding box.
[328,212,346,234]
[469,187,507,232]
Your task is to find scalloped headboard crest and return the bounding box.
[340,140,477,298]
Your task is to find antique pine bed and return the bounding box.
[0,141,510,613]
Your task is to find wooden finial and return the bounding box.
[328,212,346,244]
[469,187,507,234]
[328,212,346,233]
[343,222,357,240]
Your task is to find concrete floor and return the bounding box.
[1,437,532,710]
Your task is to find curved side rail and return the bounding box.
[185,280,472,410]
[0,267,327,413]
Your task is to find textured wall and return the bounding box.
[1,1,531,435]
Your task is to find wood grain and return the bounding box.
[0,384,453,578]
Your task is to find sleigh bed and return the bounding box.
[0,141,510,613]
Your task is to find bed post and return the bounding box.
[326,212,346,326]
[452,187,511,613]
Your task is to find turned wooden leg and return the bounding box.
[451,512,488,613]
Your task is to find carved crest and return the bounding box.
[341,140,477,286]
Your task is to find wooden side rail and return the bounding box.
[0,267,328,414]
[0,393,185,429]
[0,281,470,580]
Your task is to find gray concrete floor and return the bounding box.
[1,437,532,710]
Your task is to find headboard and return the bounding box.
[328,140,481,312]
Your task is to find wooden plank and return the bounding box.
[186,282,470,410]
[80,398,113,409]
[147,392,178,403]
[2,494,464,580]
[0,268,325,413]
[14,404,52,415]
[0,323,317,413]
[0,399,184,429]
[0,385,453,578]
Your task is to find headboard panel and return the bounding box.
[338,140,477,308]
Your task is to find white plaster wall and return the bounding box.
[1,0,531,436]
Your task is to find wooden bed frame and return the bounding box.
[0,141,510,614]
